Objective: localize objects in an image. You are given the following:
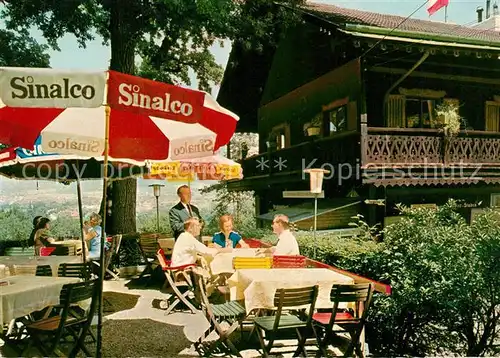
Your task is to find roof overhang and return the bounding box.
[340,25,500,53]
[257,199,362,222]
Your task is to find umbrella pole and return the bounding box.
[76,175,87,264]
[96,105,111,358]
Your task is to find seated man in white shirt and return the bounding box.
[270,214,300,256]
[171,217,225,267]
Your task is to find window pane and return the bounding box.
[406,98,421,128]
[329,106,347,134]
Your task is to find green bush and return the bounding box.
[257,204,499,357]
[136,210,172,234]
[363,202,500,356]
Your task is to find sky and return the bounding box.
[0,0,493,196]
[35,0,489,77]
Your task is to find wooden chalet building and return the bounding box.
[218,2,500,228]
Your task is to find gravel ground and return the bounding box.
[103,291,140,316]
[99,318,193,357]
[98,291,194,357]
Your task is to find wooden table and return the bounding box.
[228,268,354,314]
[50,239,83,255]
[0,275,80,331]
[0,256,83,277]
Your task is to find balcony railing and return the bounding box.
[237,127,500,186]
[241,131,360,179]
[362,127,500,167]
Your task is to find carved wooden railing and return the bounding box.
[241,131,360,179]
[362,127,500,167]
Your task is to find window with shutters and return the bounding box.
[269,123,290,150]
[386,95,406,127]
[406,98,437,128]
[485,101,500,132]
[387,95,460,129]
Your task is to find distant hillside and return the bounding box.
[0,177,217,213]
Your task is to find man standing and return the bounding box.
[169,185,202,240]
[270,214,300,255]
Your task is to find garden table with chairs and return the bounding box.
[0,275,80,332]
[228,268,355,314]
[48,239,83,256]
[0,256,83,277]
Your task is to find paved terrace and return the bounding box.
[0,239,390,357]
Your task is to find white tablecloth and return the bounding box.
[228,268,354,313]
[0,275,80,329]
[0,256,83,277]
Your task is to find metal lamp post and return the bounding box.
[149,184,165,233]
[303,168,330,259]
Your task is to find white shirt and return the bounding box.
[181,202,192,215]
[171,232,218,267]
[274,230,300,256]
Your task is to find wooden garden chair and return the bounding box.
[191,270,247,357]
[272,255,307,268]
[252,285,320,358]
[232,256,272,270]
[57,263,93,280]
[156,248,198,315]
[92,234,122,280]
[51,246,74,256]
[312,283,374,358]
[138,233,160,285]
[106,234,122,280]
[40,247,56,256]
[23,279,99,357]
[36,264,53,276]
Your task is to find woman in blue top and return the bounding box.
[212,214,249,248]
[83,212,103,260]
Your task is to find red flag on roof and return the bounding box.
[427,0,449,16]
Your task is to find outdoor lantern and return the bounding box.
[149,184,165,233]
[150,183,163,198]
[304,168,330,193]
[303,168,330,259]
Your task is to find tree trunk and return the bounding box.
[102,0,138,236]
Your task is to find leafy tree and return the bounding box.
[1,0,305,236]
[0,21,50,150]
[200,132,259,234]
[0,28,50,67]
[361,202,500,356]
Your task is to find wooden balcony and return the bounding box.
[229,127,500,191]
[230,131,360,191]
[362,127,500,167]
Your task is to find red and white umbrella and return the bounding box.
[0,69,238,160]
[0,67,239,355]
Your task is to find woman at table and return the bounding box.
[31,217,56,255]
[83,212,103,260]
[27,215,42,247]
[212,214,249,249]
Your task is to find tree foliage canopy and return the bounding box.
[2,0,305,91]
[0,28,50,67]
